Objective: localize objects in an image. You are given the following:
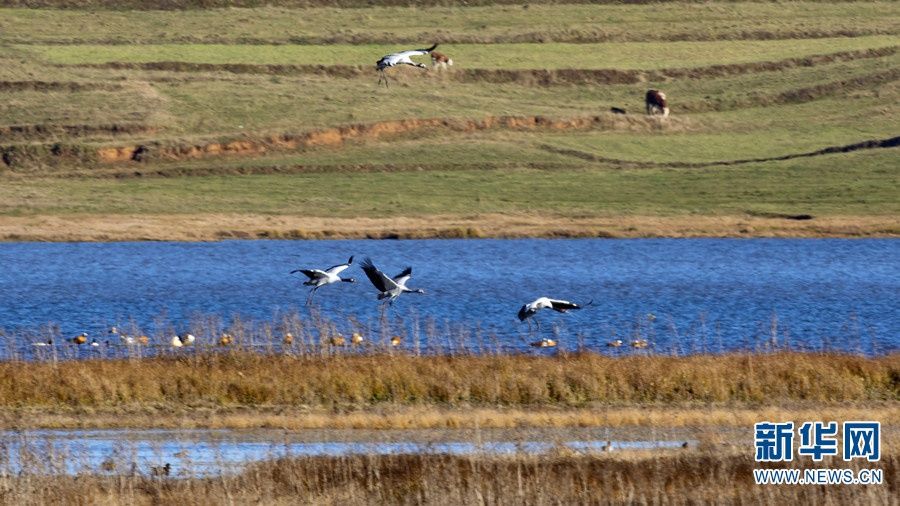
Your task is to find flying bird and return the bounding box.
[291,256,356,305]
[360,258,425,307]
[517,297,592,330]
[375,43,438,87]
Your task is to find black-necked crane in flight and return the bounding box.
[360,258,425,308]
[375,43,438,87]
[291,256,356,305]
[517,297,592,330]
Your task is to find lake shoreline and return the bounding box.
[0,213,896,242]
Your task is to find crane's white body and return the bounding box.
[377,50,430,69]
[517,297,591,330]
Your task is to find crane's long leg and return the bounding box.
[377,69,389,88]
[306,286,319,306]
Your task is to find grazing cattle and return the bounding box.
[610,107,627,115]
[431,51,454,70]
[645,89,669,117]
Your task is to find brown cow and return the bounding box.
[431,51,454,70]
[645,89,670,117]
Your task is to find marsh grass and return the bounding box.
[0,350,895,411]
[0,448,895,505]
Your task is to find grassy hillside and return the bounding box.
[0,1,897,240]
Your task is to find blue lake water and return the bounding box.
[0,238,896,357]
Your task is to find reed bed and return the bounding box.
[1,450,894,505]
[0,351,895,410]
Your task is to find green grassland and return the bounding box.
[0,1,897,239]
[23,37,900,68]
[1,150,896,218]
[1,3,896,44]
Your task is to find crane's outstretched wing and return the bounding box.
[393,267,412,287]
[291,269,326,280]
[517,305,535,322]
[361,258,399,293]
[392,44,438,59]
[325,256,354,276]
[549,299,592,313]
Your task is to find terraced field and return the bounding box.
[0,1,897,240]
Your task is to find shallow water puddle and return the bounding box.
[1,429,694,476]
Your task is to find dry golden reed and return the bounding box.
[2,452,895,505]
[0,352,896,409]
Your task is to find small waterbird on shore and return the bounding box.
[110,327,136,345]
[352,332,364,345]
[150,462,171,477]
[70,333,88,345]
[376,43,438,87]
[530,337,557,348]
[291,256,356,305]
[517,298,592,330]
[631,339,649,349]
[283,333,294,345]
[329,335,346,346]
[171,333,195,348]
[360,258,425,307]
[607,339,623,347]
[219,334,233,346]
[390,336,402,346]
[32,339,52,347]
